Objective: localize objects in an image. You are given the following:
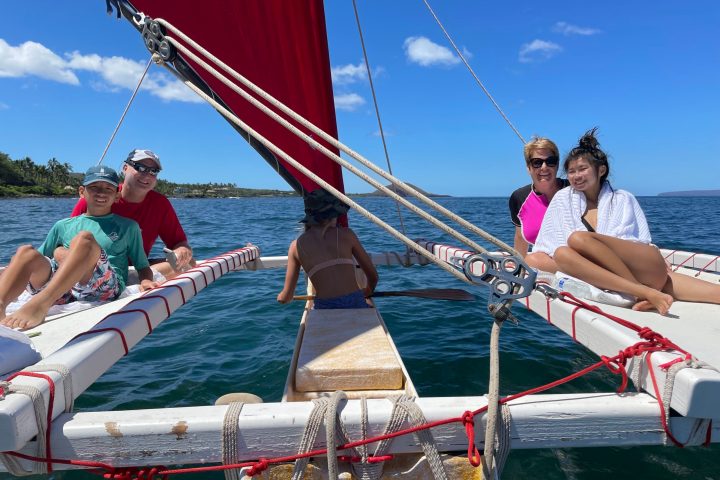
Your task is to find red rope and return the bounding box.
[104,309,152,333]
[695,255,720,277]
[71,327,129,355]
[672,253,697,272]
[461,410,481,466]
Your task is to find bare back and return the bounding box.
[296,226,360,299]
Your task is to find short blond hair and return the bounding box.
[523,137,559,164]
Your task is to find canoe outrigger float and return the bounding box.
[2,1,719,479]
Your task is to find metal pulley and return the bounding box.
[141,18,177,62]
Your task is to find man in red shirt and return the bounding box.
[71,149,193,277]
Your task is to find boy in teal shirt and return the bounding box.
[0,166,157,331]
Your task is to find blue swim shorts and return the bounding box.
[313,290,370,310]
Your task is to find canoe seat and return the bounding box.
[295,307,404,392]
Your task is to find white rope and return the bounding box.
[292,396,332,480]
[661,358,718,446]
[155,18,518,257]
[158,61,472,285]
[482,319,502,480]
[23,364,74,413]
[0,383,49,475]
[222,401,244,480]
[96,56,155,166]
[421,0,526,144]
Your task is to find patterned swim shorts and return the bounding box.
[27,249,121,304]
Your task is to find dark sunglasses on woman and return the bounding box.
[529,156,559,169]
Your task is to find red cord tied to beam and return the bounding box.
[246,458,269,477]
[461,410,481,467]
[600,355,629,393]
[101,466,167,480]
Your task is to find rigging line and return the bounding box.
[422,0,526,144]
[155,19,518,256]
[163,66,472,285]
[162,34,491,255]
[96,56,154,166]
[351,0,409,241]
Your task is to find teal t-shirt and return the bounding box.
[38,214,149,291]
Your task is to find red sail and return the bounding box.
[123,0,344,196]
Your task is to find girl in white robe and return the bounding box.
[529,128,720,315]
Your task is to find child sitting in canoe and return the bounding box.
[277,188,378,309]
[0,166,157,330]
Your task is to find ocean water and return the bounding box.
[1,195,719,480]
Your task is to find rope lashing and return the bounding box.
[221,402,244,480]
[0,372,56,475]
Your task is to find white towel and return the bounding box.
[533,183,651,256]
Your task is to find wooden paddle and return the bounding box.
[294,288,475,302]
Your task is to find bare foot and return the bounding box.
[632,300,654,312]
[632,290,674,315]
[1,302,47,330]
[0,301,6,323]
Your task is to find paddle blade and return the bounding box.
[373,289,476,301]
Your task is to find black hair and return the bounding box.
[564,127,610,184]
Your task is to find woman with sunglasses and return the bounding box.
[508,137,568,270]
[531,128,720,315]
[70,149,194,277]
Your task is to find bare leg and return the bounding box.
[3,232,100,330]
[0,245,52,323]
[661,271,720,304]
[525,252,559,273]
[554,246,673,315]
[567,232,668,289]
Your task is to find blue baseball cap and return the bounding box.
[83,165,120,187]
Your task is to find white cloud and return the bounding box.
[0,102,8,110]
[334,93,365,111]
[0,39,79,84]
[332,62,366,85]
[553,22,602,36]
[0,38,202,103]
[67,51,203,103]
[403,36,460,67]
[519,39,562,63]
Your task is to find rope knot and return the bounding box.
[136,466,168,480]
[246,458,269,477]
[103,468,138,480]
[461,411,481,467]
[638,327,665,344]
[601,355,629,393]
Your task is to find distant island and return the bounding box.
[658,190,720,197]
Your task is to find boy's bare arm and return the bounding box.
[137,266,159,291]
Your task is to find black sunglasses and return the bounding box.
[125,160,160,176]
[529,156,559,169]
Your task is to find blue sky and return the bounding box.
[1,1,718,196]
